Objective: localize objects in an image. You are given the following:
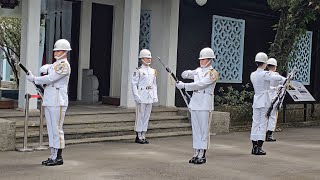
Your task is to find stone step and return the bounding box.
[16,123,192,143]
[13,115,188,132]
[15,130,192,149]
[1,107,179,118]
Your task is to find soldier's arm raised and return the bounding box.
[183,70,218,91]
[34,62,69,85]
[181,70,196,79]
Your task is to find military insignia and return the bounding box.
[210,69,219,82]
[54,62,70,75]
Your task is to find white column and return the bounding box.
[18,0,41,109]
[159,0,180,107]
[77,1,92,100]
[109,2,124,97]
[120,0,141,108]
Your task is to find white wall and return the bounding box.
[140,0,180,107]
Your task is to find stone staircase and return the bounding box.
[5,106,191,148]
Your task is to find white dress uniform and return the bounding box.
[34,58,70,149]
[250,68,285,141]
[132,64,158,133]
[267,71,282,131]
[181,66,218,150]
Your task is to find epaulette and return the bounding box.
[54,61,70,75]
[209,69,219,82]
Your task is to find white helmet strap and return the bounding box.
[54,51,68,60]
[141,59,151,65]
[201,59,212,68]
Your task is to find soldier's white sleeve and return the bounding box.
[263,72,286,83]
[153,75,158,102]
[131,69,140,101]
[184,70,218,91]
[34,63,69,85]
[181,70,195,79]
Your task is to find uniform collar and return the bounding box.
[141,64,149,69]
[57,58,68,63]
[257,68,265,71]
[200,66,212,72]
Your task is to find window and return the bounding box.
[211,15,245,83]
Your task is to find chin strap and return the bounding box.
[54,51,68,60]
[201,60,212,68]
[141,59,151,65]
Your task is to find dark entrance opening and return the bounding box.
[90,3,113,100]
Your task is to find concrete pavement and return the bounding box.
[0,127,319,180]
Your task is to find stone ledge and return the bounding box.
[210,111,230,134]
[0,118,16,151]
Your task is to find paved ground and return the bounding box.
[0,127,320,180]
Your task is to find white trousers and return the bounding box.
[267,107,278,131]
[191,110,209,150]
[135,103,152,132]
[45,106,67,149]
[250,107,268,141]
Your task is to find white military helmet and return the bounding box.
[267,58,277,66]
[53,39,72,51]
[199,47,215,60]
[255,52,268,63]
[139,49,152,59]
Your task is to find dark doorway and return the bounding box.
[90,3,113,100]
[69,1,81,101]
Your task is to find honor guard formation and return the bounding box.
[23,41,288,165]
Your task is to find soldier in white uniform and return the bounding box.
[266,58,282,142]
[132,49,158,144]
[250,53,285,155]
[176,47,218,164]
[26,39,71,166]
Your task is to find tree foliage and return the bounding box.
[0,17,21,86]
[268,0,320,71]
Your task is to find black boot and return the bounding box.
[194,150,206,164]
[143,138,149,144]
[57,149,64,164]
[189,157,197,163]
[135,136,145,144]
[255,140,266,155]
[251,141,258,154]
[42,158,51,165]
[266,131,276,142]
[45,158,63,166]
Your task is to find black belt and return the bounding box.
[141,86,153,90]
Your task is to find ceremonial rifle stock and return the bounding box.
[275,68,296,111]
[11,58,45,98]
[156,57,191,110]
[266,68,296,118]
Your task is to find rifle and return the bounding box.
[156,57,191,111]
[11,57,45,98]
[266,67,296,118]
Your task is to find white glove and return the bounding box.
[153,98,158,103]
[181,70,197,79]
[26,71,35,82]
[135,97,142,104]
[40,64,50,74]
[277,85,284,91]
[176,81,185,90]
